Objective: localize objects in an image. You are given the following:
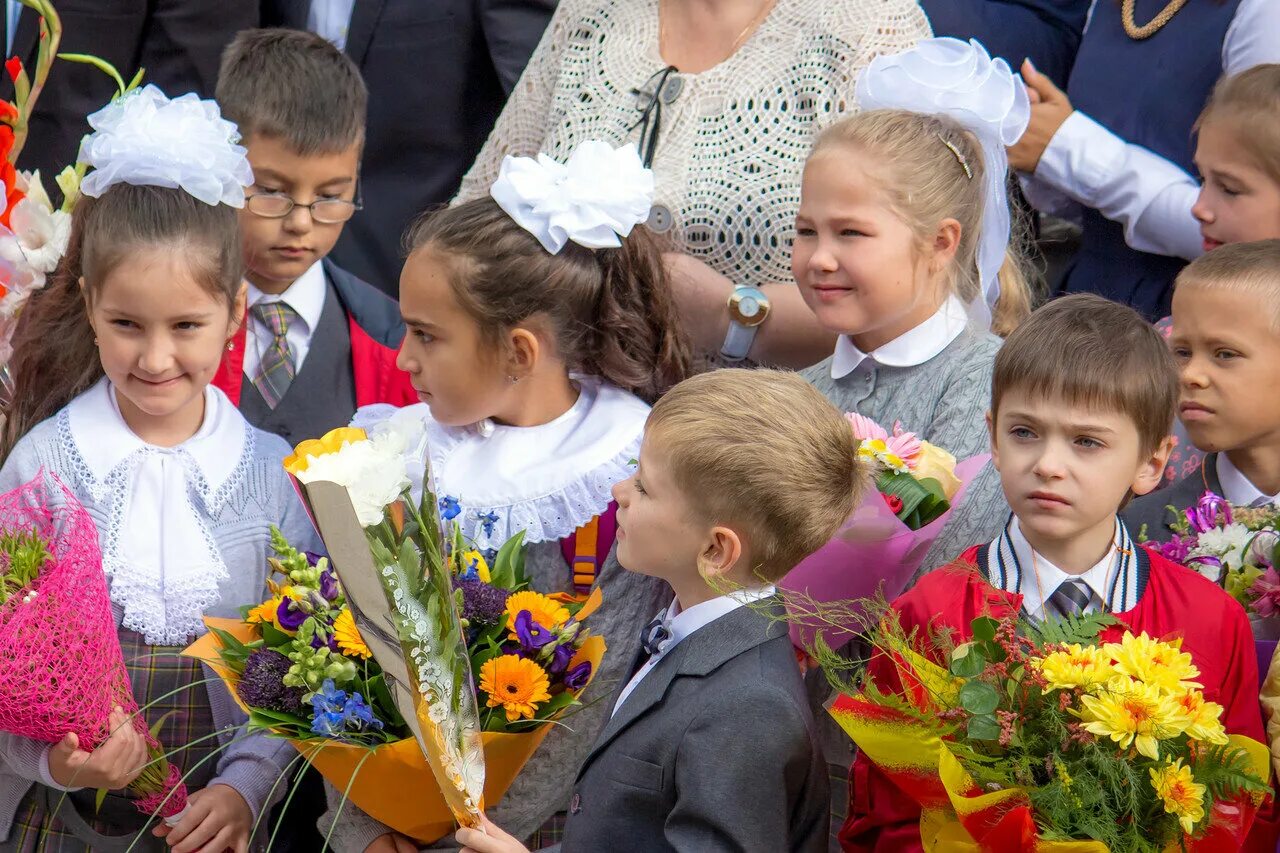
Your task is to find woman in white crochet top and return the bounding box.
[454,0,931,369]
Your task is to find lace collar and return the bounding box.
[63,379,252,644]
[355,378,648,549]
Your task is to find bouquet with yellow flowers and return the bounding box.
[830,608,1270,852]
[185,423,604,844]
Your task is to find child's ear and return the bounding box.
[931,217,963,271]
[986,410,1001,471]
[229,282,248,336]
[1131,435,1175,497]
[698,525,743,587]
[508,328,540,382]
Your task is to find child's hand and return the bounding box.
[153,783,251,853]
[364,832,419,852]
[47,707,147,790]
[456,813,531,853]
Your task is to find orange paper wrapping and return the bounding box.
[185,617,606,843]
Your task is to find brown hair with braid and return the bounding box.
[404,197,693,403]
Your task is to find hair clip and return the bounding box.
[938,134,973,181]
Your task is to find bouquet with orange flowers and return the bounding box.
[186,423,604,844]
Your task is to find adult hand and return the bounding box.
[1007,59,1074,174]
[154,783,252,853]
[365,833,419,853]
[47,707,147,790]
[455,813,531,853]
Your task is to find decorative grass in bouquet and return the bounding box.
[0,475,188,821]
[1144,491,1280,638]
[782,413,988,648]
[185,423,605,844]
[826,605,1270,851]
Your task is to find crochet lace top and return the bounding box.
[454,0,931,287]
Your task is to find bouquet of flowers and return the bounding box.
[830,607,1270,851]
[782,413,988,648]
[1145,492,1280,638]
[185,425,604,843]
[0,475,187,820]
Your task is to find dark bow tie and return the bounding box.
[640,616,671,657]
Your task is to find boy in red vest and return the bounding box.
[842,294,1270,851]
[212,29,414,445]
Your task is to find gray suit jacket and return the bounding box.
[553,600,829,853]
[1122,454,1220,544]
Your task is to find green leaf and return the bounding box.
[1026,611,1119,646]
[949,643,985,679]
[148,709,178,740]
[966,714,1001,741]
[210,625,251,657]
[959,681,1000,715]
[260,621,292,648]
[57,53,127,95]
[970,616,998,643]
[95,787,108,814]
[490,531,526,590]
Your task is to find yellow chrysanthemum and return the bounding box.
[1150,760,1206,834]
[333,608,372,659]
[479,655,552,722]
[505,591,571,636]
[1169,687,1229,745]
[283,427,368,475]
[1077,676,1184,759]
[1035,643,1116,691]
[1104,632,1201,692]
[857,439,909,473]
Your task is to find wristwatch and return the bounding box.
[720,286,771,361]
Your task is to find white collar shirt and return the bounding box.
[830,296,968,379]
[243,261,327,379]
[1217,454,1279,508]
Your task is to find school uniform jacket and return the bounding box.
[1122,454,1223,545]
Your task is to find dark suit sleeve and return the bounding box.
[917,0,1090,86]
[139,0,260,95]
[665,685,827,853]
[477,0,557,94]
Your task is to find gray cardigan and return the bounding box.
[0,411,320,844]
[320,538,673,852]
[801,328,1009,578]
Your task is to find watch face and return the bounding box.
[739,295,760,318]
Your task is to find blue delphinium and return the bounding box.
[439,495,462,521]
[479,510,500,539]
[309,679,384,740]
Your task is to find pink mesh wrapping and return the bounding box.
[0,474,187,817]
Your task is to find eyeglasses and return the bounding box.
[246,190,363,224]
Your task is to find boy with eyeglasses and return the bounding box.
[212,28,415,444]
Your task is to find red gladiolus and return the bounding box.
[4,58,20,83]
[882,493,903,515]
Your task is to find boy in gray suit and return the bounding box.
[1124,241,1280,541]
[456,369,869,853]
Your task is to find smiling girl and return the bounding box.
[0,88,314,852]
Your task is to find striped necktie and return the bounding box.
[1045,578,1093,621]
[251,301,298,408]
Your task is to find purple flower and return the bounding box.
[454,577,510,626]
[515,610,556,653]
[305,550,326,567]
[564,661,592,691]
[236,649,306,715]
[1186,491,1232,534]
[548,641,574,676]
[276,597,308,631]
[319,566,340,602]
[310,630,340,652]
[1251,568,1280,618]
[1158,535,1193,565]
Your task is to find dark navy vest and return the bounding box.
[1061,0,1241,319]
[241,279,358,444]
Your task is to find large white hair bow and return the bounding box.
[489,141,655,254]
[78,85,254,208]
[856,38,1030,329]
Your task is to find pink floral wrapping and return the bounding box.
[0,474,187,816]
[782,455,989,650]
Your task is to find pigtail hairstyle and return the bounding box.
[406,198,693,403]
[1,184,243,459]
[813,110,1034,336]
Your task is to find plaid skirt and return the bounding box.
[526,811,568,847]
[3,630,219,852]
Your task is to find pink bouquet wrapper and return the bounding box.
[0,474,187,817]
[782,455,989,650]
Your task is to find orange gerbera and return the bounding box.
[479,655,552,722]
[505,591,570,637]
[333,608,372,659]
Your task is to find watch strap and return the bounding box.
[721,320,757,361]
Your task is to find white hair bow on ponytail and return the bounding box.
[856,37,1030,329]
[489,141,656,254]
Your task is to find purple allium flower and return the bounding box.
[454,577,509,626]
[236,649,306,715]
[564,660,592,691]
[515,610,556,653]
[276,598,308,631]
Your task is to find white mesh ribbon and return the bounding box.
[489,141,655,254]
[855,38,1030,328]
[78,85,253,208]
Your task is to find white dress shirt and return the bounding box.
[1019,0,1280,261]
[1217,454,1279,508]
[243,261,327,379]
[612,585,777,716]
[308,0,357,50]
[830,295,968,380]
